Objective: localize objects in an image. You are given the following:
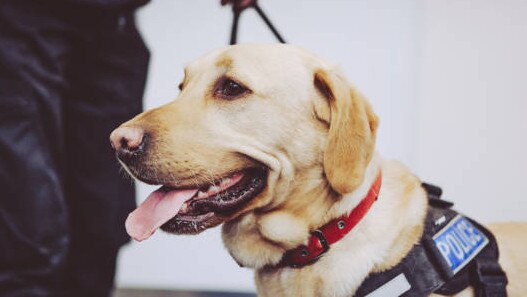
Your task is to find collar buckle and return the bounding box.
[311,229,330,254]
[305,229,330,265]
[289,229,330,268]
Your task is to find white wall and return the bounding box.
[115,0,527,292]
[415,0,527,222]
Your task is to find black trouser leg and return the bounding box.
[0,1,73,296]
[62,13,149,297]
[0,1,149,296]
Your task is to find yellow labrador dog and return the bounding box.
[110,44,526,296]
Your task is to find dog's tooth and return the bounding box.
[220,177,231,186]
[208,185,220,194]
[197,191,207,199]
[180,203,188,213]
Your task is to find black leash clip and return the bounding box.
[221,0,286,45]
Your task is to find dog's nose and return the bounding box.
[110,126,146,159]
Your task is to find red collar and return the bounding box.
[277,171,382,268]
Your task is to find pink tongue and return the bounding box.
[125,188,198,242]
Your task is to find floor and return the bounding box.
[114,289,256,297]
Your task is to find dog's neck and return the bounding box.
[222,155,428,295]
[325,156,382,224]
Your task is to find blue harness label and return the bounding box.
[433,215,489,274]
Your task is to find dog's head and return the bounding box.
[111,44,378,247]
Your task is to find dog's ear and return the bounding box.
[314,69,379,194]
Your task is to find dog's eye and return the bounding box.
[215,79,249,99]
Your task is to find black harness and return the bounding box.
[354,183,508,297]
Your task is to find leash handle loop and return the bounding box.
[222,0,286,45]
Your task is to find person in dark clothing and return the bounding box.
[0,0,150,296]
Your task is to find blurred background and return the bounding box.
[115,0,527,294]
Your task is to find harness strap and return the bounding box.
[475,259,508,297]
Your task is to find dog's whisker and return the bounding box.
[187,165,202,190]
